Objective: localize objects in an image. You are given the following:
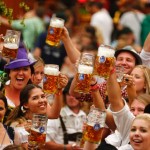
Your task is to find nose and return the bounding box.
[133,110,139,117]
[18,69,24,74]
[36,73,43,81]
[121,59,127,65]
[134,129,141,136]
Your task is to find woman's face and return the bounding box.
[9,66,31,90]
[0,100,6,121]
[130,99,145,116]
[31,64,44,85]
[131,67,146,94]
[130,119,150,150]
[25,88,47,115]
[116,52,136,74]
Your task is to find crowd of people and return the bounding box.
[0,0,150,150]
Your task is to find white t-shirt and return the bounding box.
[109,100,135,146]
[90,9,113,45]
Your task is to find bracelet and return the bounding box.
[90,84,100,91]
[110,67,115,74]
[90,81,97,87]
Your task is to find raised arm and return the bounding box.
[140,33,150,67]
[90,85,116,132]
[107,70,124,112]
[143,33,150,52]
[61,27,81,64]
[46,73,68,119]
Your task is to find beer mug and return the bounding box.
[28,114,47,149]
[46,17,64,46]
[43,64,60,94]
[2,30,21,59]
[74,53,94,94]
[94,45,115,79]
[83,107,106,143]
[115,65,124,82]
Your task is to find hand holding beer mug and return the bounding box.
[94,45,115,79]
[83,107,106,144]
[28,114,47,149]
[46,17,64,46]
[43,64,60,94]
[2,30,21,59]
[74,53,94,94]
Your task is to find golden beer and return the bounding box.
[46,17,64,46]
[74,64,93,94]
[28,128,46,149]
[84,125,104,143]
[43,65,59,94]
[94,45,115,79]
[2,43,18,59]
[84,108,106,143]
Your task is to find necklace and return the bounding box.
[0,129,7,148]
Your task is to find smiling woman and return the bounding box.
[3,44,35,110]
[130,114,150,150]
[5,82,68,149]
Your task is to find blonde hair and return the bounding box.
[137,93,150,106]
[134,65,150,94]
[133,113,150,125]
[33,56,45,69]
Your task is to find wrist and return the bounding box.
[110,67,116,74]
[55,88,63,96]
[90,81,97,87]
[64,144,67,150]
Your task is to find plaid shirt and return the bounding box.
[76,81,128,106]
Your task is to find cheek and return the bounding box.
[0,111,6,118]
[26,71,32,79]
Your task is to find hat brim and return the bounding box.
[115,49,142,65]
[4,59,35,70]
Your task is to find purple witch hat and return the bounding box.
[4,44,36,70]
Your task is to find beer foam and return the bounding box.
[78,64,93,74]
[44,67,59,76]
[50,19,64,28]
[4,43,18,49]
[97,46,115,57]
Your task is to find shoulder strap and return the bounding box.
[4,125,15,141]
[59,115,68,144]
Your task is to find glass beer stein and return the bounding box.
[43,64,60,94]
[46,17,64,46]
[2,30,21,59]
[28,114,47,149]
[74,53,94,94]
[94,45,115,79]
[83,107,106,144]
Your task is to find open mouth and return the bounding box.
[39,104,46,109]
[132,139,142,144]
[16,77,24,82]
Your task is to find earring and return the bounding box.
[21,106,26,113]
